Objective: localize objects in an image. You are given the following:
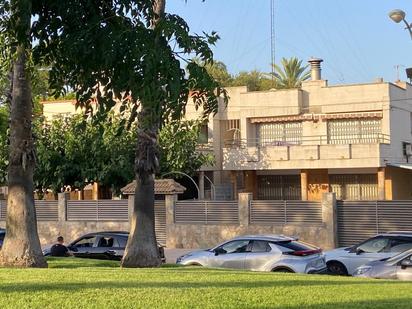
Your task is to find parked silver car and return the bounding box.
[325,232,412,275]
[176,235,327,273]
[354,248,412,280]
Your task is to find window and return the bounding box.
[389,238,412,253]
[330,174,378,200]
[219,240,250,254]
[221,119,241,146]
[250,241,271,253]
[327,118,382,144]
[73,236,97,248]
[97,237,118,248]
[257,175,301,200]
[257,121,302,146]
[277,241,317,252]
[198,122,208,144]
[357,237,389,253]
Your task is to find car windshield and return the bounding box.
[387,249,412,263]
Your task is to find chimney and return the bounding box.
[308,58,323,81]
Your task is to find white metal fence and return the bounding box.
[66,200,129,221]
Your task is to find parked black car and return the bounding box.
[43,231,165,262]
[0,228,5,249]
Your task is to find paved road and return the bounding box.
[164,248,197,264]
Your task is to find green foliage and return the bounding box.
[271,57,310,89]
[231,70,275,91]
[34,114,136,194]
[159,120,214,177]
[33,114,211,194]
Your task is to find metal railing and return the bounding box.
[175,200,239,224]
[250,200,323,226]
[224,133,390,148]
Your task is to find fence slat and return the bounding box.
[250,200,322,225]
[175,200,238,224]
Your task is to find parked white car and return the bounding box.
[325,232,412,275]
[177,235,327,274]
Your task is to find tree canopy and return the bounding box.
[271,57,311,89]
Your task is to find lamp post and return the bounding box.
[388,9,412,39]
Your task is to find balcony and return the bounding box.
[222,134,390,170]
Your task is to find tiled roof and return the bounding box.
[121,179,186,195]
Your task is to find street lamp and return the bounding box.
[388,9,412,39]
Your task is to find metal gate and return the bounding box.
[257,175,301,200]
[337,200,412,247]
[330,174,378,200]
[154,200,166,245]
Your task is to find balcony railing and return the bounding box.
[224,133,390,148]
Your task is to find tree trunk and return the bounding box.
[121,0,165,268]
[0,0,47,267]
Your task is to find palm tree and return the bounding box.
[271,57,311,89]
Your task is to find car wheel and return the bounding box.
[272,267,294,273]
[327,261,348,276]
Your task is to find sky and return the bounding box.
[167,0,412,85]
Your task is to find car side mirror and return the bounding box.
[355,248,364,255]
[214,248,225,256]
[401,259,412,269]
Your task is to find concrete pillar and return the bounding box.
[378,168,385,200]
[57,192,69,222]
[244,171,257,198]
[300,170,308,201]
[198,171,205,200]
[165,194,177,248]
[92,182,99,200]
[321,192,337,249]
[127,194,135,222]
[238,193,252,227]
[165,194,177,226]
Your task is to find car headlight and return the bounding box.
[176,254,192,263]
[355,266,372,275]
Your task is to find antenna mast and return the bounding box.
[270,0,275,80]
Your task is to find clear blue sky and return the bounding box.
[167,0,412,85]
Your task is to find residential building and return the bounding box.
[186,58,412,201]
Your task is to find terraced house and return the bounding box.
[186,59,412,201]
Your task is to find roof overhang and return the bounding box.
[387,163,412,170]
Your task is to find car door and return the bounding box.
[243,240,279,271]
[396,255,412,281]
[93,235,122,260]
[208,239,250,269]
[340,236,391,274]
[70,235,98,258]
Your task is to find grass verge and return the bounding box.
[0,257,410,308]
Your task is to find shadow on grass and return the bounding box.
[0,277,411,294]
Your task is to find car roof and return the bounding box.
[81,231,129,238]
[232,234,298,242]
[378,232,412,237]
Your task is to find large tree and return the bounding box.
[30,0,225,267]
[0,0,46,267]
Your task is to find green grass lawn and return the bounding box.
[0,257,411,309]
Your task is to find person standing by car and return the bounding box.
[50,236,70,257]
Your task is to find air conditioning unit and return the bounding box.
[406,144,412,157]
